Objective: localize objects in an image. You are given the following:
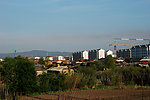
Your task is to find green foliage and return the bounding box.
[38,73,66,92]
[38,57,45,65]
[93,61,105,71]
[63,74,76,90]
[0,57,37,98]
[105,55,116,69]
[77,66,97,89]
[97,65,150,87]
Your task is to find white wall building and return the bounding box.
[0,58,4,62]
[97,49,105,59]
[35,57,41,60]
[89,49,105,60]
[82,50,89,60]
[106,50,114,57]
[53,56,65,61]
[72,50,88,61]
[48,56,53,61]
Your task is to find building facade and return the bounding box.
[131,44,150,58]
[89,49,105,60]
[106,50,114,57]
[117,49,131,58]
[98,49,105,59]
[72,50,88,61]
[89,49,97,60]
[53,56,65,61]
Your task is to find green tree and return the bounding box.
[78,66,97,88]
[105,55,116,69]
[93,61,105,71]
[0,57,37,99]
[38,57,45,65]
[39,73,66,92]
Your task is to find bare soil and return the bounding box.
[20,89,150,100]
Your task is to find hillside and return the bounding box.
[0,50,72,58]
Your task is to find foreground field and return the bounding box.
[20,89,150,100]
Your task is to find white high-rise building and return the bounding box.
[82,50,88,60]
[97,49,105,59]
[89,49,105,60]
[72,50,88,61]
[106,50,114,57]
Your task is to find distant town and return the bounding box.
[1,43,149,76]
[0,43,150,99]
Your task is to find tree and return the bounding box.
[105,55,116,69]
[0,57,37,99]
[39,73,66,92]
[38,57,45,65]
[93,61,105,71]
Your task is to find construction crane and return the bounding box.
[110,38,150,58]
[109,41,135,58]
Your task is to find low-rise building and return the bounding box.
[34,66,47,76]
[64,56,73,61]
[47,66,74,74]
[48,56,53,61]
[53,56,65,61]
[0,58,4,62]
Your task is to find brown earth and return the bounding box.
[20,89,150,100]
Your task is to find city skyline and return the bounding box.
[0,0,150,53]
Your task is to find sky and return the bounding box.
[0,0,150,53]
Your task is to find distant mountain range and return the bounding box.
[0,50,72,58]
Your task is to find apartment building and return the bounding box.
[131,44,150,58]
[72,50,88,61]
[106,50,114,57]
[89,49,105,60]
[117,49,131,58]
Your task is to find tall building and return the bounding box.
[117,49,131,58]
[89,49,105,60]
[89,49,97,60]
[98,49,105,59]
[82,50,88,60]
[106,50,114,57]
[72,52,81,61]
[131,44,150,58]
[72,50,88,61]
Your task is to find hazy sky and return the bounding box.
[0,0,150,53]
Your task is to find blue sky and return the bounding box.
[0,0,150,53]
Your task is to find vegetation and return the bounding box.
[38,73,65,92]
[0,57,37,99]
[0,55,150,99]
[38,57,45,65]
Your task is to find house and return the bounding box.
[53,56,65,61]
[0,58,4,62]
[47,66,74,74]
[34,67,47,76]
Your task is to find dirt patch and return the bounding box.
[20,89,150,100]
